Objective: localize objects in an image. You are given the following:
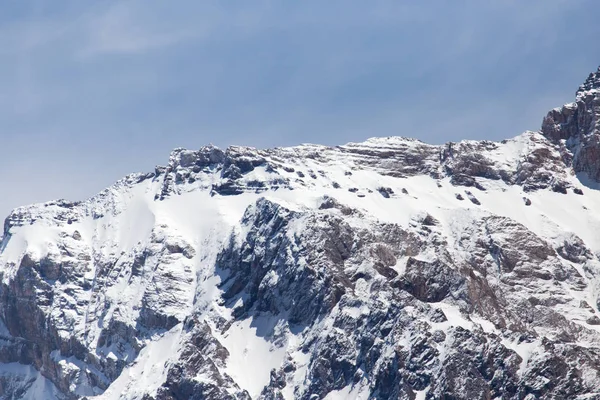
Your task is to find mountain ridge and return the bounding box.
[0,67,598,399]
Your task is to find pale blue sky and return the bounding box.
[0,0,598,217]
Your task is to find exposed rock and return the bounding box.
[587,315,600,325]
[541,66,600,183]
[465,190,481,205]
[421,214,438,226]
[377,187,394,198]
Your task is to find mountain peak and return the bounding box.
[541,66,600,182]
[577,65,600,98]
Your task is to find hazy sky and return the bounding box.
[0,0,598,218]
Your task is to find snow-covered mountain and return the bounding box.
[1,67,600,400]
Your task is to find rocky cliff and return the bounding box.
[0,68,599,399]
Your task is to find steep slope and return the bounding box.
[542,66,600,184]
[0,67,599,399]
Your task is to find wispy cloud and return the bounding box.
[78,2,196,57]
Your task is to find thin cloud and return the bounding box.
[78,2,198,57]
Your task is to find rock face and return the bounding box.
[542,66,600,182]
[0,68,599,400]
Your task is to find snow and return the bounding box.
[501,338,540,375]
[280,347,312,400]
[483,132,532,170]
[0,363,63,399]
[216,317,287,398]
[91,324,183,399]
[113,186,156,252]
[323,378,370,400]
[0,223,62,283]
[430,302,474,331]
[415,386,430,400]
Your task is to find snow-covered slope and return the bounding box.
[0,67,599,400]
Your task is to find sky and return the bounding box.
[0,0,598,218]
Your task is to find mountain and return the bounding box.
[0,66,599,400]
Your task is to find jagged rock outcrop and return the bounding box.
[542,66,600,182]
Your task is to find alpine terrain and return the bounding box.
[1,67,600,400]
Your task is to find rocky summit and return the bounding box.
[0,67,600,400]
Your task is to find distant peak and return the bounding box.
[576,66,600,98]
[166,145,226,171]
[347,136,428,148]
